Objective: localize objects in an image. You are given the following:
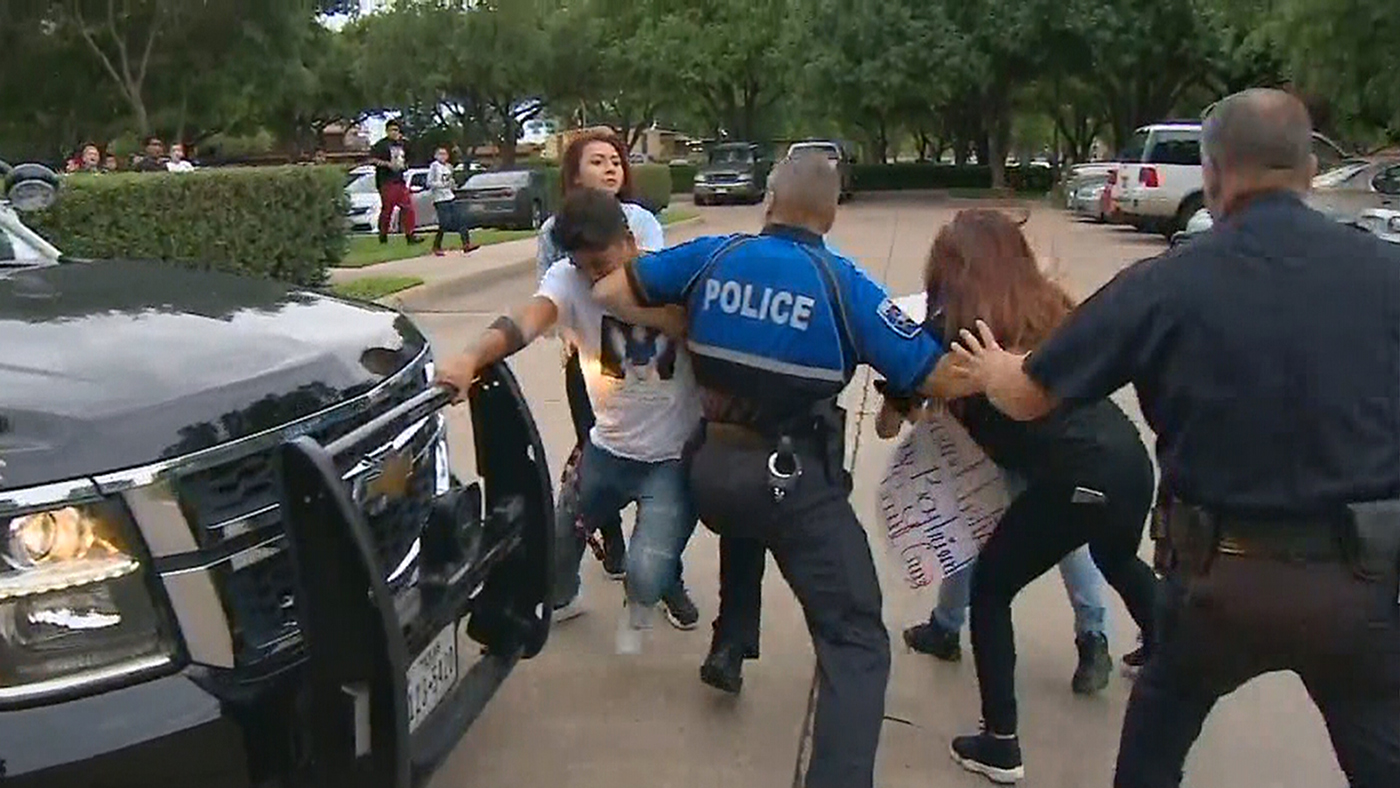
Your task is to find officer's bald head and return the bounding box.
[1200,88,1318,216]
[766,150,840,235]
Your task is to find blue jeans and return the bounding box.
[930,470,1109,637]
[553,440,696,609]
[931,545,1109,636]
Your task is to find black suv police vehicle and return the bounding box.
[0,161,554,788]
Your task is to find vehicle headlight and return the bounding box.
[0,499,176,701]
[1388,216,1400,236]
[694,174,707,184]
[423,357,452,496]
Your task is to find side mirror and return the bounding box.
[3,162,60,212]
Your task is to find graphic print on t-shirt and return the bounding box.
[599,315,677,382]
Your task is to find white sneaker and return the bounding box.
[615,603,655,655]
[553,593,585,623]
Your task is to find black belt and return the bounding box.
[1169,500,1350,563]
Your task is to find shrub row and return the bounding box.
[28,166,347,286]
[25,161,673,288]
[527,162,671,215]
[665,162,1055,194]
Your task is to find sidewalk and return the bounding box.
[329,215,705,311]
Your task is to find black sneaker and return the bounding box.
[405,233,424,245]
[599,525,626,580]
[377,232,389,245]
[660,583,699,630]
[1121,641,1151,677]
[950,730,1024,784]
[1071,632,1112,694]
[700,642,745,694]
[903,620,962,661]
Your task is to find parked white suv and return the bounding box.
[1110,121,1350,238]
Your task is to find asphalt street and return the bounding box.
[415,193,1346,788]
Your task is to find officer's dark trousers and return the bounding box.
[713,535,766,653]
[690,433,889,788]
[1113,554,1400,787]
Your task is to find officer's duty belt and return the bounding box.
[705,421,823,450]
[1169,501,1349,563]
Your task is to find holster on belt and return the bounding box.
[1343,500,1400,583]
[1163,501,1219,576]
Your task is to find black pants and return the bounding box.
[563,350,624,547]
[1114,554,1400,787]
[713,535,766,653]
[431,199,469,251]
[690,432,888,788]
[970,471,1158,735]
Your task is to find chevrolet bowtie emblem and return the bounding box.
[354,448,412,508]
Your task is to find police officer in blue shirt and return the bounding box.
[592,151,974,788]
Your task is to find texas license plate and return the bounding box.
[406,622,459,733]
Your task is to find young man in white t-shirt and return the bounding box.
[437,188,702,653]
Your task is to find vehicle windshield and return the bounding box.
[345,172,377,194]
[0,224,45,265]
[466,170,530,188]
[1312,162,1369,188]
[709,147,753,166]
[790,144,839,161]
[1119,130,1150,162]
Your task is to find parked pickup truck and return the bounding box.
[0,160,554,788]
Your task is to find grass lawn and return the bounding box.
[339,228,535,268]
[659,206,699,225]
[329,275,424,302]
[338,206,696,270]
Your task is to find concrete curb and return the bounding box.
[374,215,705,310]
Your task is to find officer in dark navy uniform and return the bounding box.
[592,151,974,788]
[953,88,1400,787]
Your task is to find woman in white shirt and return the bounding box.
[536,130,699,630]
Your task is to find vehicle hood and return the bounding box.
[0,260,427,490]
[1305,190,1387,222]
[698,163,755,175]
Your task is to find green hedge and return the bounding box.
[28,166,346,286]
[630,164,672,211]
[535,162,671,214]
[669,163,697,193]
[850,163,1055,193]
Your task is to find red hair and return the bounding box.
[924,208,1075,352]
[559,128,635,202]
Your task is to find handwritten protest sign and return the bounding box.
[874,293,1011,588]
[877,410,1011,588]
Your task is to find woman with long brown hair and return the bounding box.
[878,208,1159,784]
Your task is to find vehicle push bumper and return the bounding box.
[279,361,554,788]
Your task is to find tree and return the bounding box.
[554,0,676,151]
[654,0,795,141]
[801,0,953,163]
[1070,0,1219,150]
[259,18,369,155]
[351,0,554,167]
[1265,0,1400,144]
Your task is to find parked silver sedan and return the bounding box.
[1062,162,1117,221]
[1306,157,1400,222]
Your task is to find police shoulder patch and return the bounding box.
[877,297,921,339]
